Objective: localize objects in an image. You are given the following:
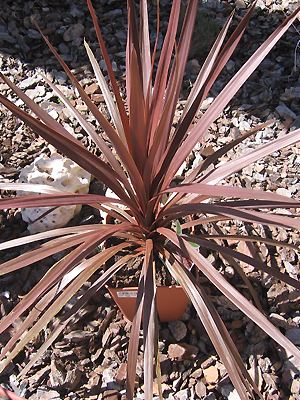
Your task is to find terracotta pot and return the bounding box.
[0,386,26,400]
[108,286,189,322]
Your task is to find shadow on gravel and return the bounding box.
[0,0,299,103]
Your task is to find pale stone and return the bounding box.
[19,76,41,89]
[195,380,207,398]
[167,343,198,360]
[18,153,91,233]
[203,365,219,384]
[276,187,292,197]
[291,379,300,394]
[174,389,189,400]
[25,85,46,99]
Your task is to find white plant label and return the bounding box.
[117,291,137,298]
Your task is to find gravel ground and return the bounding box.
[0,1,300,399]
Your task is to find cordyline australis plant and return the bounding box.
[0,0,300,398]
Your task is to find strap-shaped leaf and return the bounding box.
[0,231,97,276]
[0,94,139,208]
[0,225,102,251]
[0,243,128,373]
[162,249,259,399]
[0,72,78,143]
[203,126,300,185]
[34,26,147,207]
[159,5,300,189]
[0,224,133,335]
[158,203,300,231]
[142,240,156,400]
[140,0,151,99]
[147,1,181,149]
[86,0,130,146]
[182,234,300,290]
[18,251,141,378]
[83,41,125,141]
[158,228,300,362]
[162,182,298,203]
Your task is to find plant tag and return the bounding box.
[117,291,137,298]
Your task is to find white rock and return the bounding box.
[19,76,41,89]
[101,366,116,388]
[293,316,300,325]
[25,85,46,99]
[283,260,298,277]
[239,120,251,131]
[174,389,189,400]
[28,388,61,400]
[18,153,91,233]
[200,96,214,111]
[48,109,59,120]
[192,152,203,169]
[232,117,239,127]
[276,187,292,197]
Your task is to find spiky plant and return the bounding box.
[0,1,300,398]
